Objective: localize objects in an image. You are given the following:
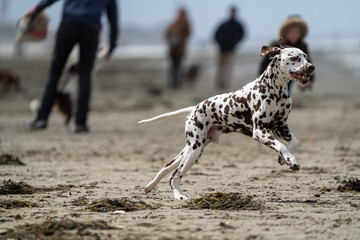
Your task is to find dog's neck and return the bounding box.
[260,60,290,95]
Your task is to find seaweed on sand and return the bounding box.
[3,219,114,239]
[337,178,360,192]
[0,153,25,166]
[82,197,161,212]
[0,180,35,195]
[0,179,75,195]
[0,199,38,209]
[184,192,263,210]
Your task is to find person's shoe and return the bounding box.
[75,125,89,133]
[28,120,47,130]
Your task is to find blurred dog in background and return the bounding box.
[54,62,79,126]
[182,64,201,87]
[29,62,77,128]
[0,69,21,91]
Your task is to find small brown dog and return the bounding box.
[182,64,201,86]
[54,62,78,126]
[30,63,76,127]
[0,69,21,91]
[54,91,73,126]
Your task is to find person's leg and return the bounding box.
[75,23,99,131]
[34,21,78,125]
[216,51,226,89]
[173,55,183,89]
[169,55,181,89]
[168,55,175,88]
[222,51,234,89]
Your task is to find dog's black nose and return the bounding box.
[307,64,315,73]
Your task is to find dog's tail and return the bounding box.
[138,106,195,124]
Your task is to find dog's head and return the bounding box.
[260,45,315,85]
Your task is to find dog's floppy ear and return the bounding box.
[260,46,281,59]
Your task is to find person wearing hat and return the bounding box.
[258,15,315,93]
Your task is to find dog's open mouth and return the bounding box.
[289,71,310,84]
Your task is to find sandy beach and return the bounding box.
[0,50,359,240]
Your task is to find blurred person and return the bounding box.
[27,0,118,133]
[214,6,245,89]
[13,43,24,58]
[258,15,315,93]
[165,8,191,89]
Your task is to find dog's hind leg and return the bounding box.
[169,126,220,200]
[145,149,185,193]
[170,143,205,200]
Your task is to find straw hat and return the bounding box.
[277,15,308,41]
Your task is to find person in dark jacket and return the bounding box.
[28,0,118,133]
[214,6,245,89]
[258,15,315,94]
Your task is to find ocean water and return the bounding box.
[1,38,359,75]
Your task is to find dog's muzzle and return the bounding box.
[306,64,315,74]
[290,64,315,84]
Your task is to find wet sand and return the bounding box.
[0,51,359,239]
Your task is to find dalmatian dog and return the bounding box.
[138,43,315,200]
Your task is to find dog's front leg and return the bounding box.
[274,125,299,165]
[253,128,300,170]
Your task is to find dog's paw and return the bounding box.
[289,163,300,171]
[144,182,155,194]
[174,194,188,200]
[278,156,286,165]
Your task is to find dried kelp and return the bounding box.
[0,179,75,195]
[184,192,263,210]
[337,178,360,192]
[0,153,25,166]
[0,180,35,195]
[0,199,38,209]
[3,219,114,239]
[82,198,160,212]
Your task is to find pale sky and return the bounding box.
[3,0,360,43]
